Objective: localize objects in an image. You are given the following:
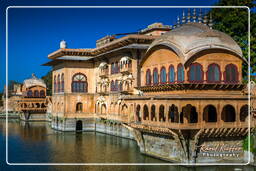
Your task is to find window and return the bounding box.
[34,90,39,97]
[168,65,175,83]
[115,80,118,91]
[224,64,238,83]
[188,63,203,83]
[146,69,151,85]
[72,73,88,93]
[54,76,56,93]
[111,80,115,91]
[27,90,33,97]
[76,102,83,112]
[111,63,114,74]
[207,64,221,83]
[57,75,60,92]
[177,64,184,83]
[153,68,159,85]
[61,73,64,92]
[40,90,45,97]
[160,67,167,84]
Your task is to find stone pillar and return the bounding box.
[156,104,159,123]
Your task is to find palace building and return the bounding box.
[43,10,255,163]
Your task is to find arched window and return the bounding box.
[111,63,114,74]
[27,90,33,97]
[111,80,115,91]
[61,73,64,92]
[76,102,83,112]
[183,104,198,123]
[136,105,141,122]
[153,68,159,85]
[224,64,238,83]
[168,104,179,123]
[160,67,167,84]
[159,105,165,122]
[240,105,249,122]
[115,62,119,73]
[207,64,221,83]
[188,63,203,83]
[40,90,45,97]
[57,74,60,92]
[151,105,156,121]
[143,105,149,120]
[34,90,39,97]
[168,65,175,83]
[54,76,56,93]
[72,73,88,93]
[115,80,118,91]
[146,69,151,85]
[221,105,236,122]
[203,105,217,122]
[177,64,184,83]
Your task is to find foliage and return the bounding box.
[41,71,52,96]
[243,134,256,154]
[209,0,256,81]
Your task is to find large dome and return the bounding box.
[146,23,245,64]
[23,74,46,89]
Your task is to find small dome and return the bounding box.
[146,23,245,65]
[60,40,67,49]
[99,62,108,69]
[23,73,46,89]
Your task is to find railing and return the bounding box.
[120,65,132,73]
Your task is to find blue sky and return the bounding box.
[0,0,225,92]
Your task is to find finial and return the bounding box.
[177,16,180,27]
[60,40,67,49]
[203,11,208,25]
[192,8,197,22]
[208,13,213,29]
[187,9,191,23]
[198,9,202,23]
[182,10,186,24]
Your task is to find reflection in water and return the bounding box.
[0,120,254,171]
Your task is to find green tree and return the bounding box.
[41,71,52,96]
[209,0,256,81]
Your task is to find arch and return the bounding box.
[168,65,175,83]
[115,80,118,91]
[121,104,128,115]
[146,69,151,85]
[57,74,60,92]
[72,73,88,93]
[207,63,221,83]
[183,104,198,123]
[153,68,159,85]
[177,64,184,83]
[224,64,238,83]
[34,90,39,97]
[203,105,217,122]
[240,105,249,122]
[168,104,179,122]
[221,105,236,122]
[159,105,165,122]
[76,102,83,112]
[136,105,141,122]
[54,75,56,93]
[27,90,33,97]
[188,63,203,83]
[101,104,107,114]
[151,105,156,121]
[61,73,64,92]
[111,80,115,91]
[40,90,45,97]
[160,67,167,84]
[76,120,83,131]
[143,105,149,120]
